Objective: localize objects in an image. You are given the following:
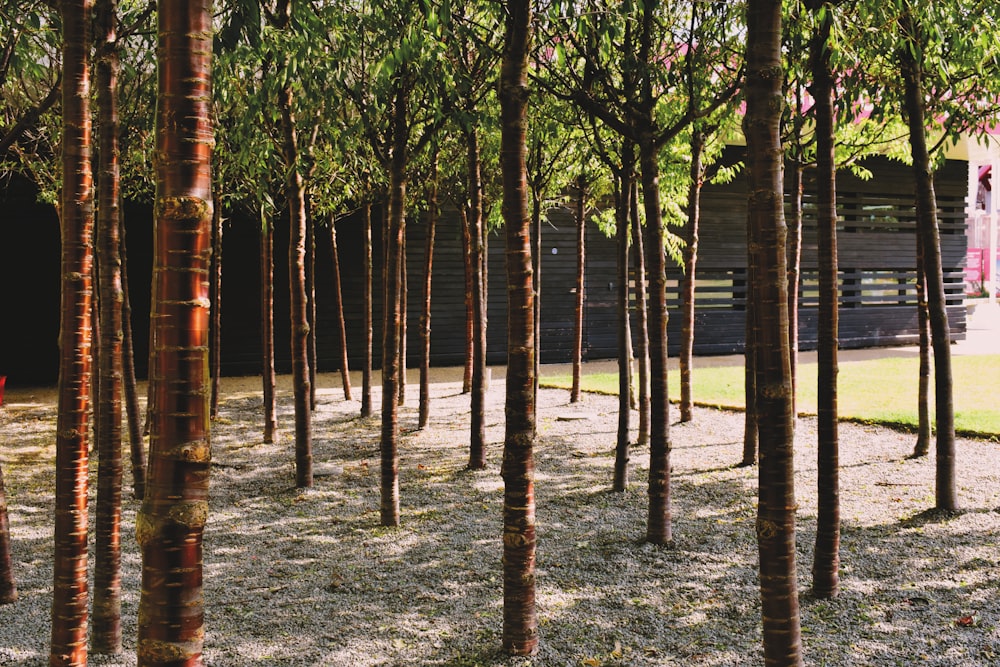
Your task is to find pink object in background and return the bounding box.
[0,376,5,406]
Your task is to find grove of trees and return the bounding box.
[1,0,998,665]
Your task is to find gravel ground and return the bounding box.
[1,373,999,666]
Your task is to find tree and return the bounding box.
[209,188,224,418]
[744,0,804,663]
[678,127,705,423]
[361,200,374,417]
[268,0,314,488]
[327,216,353,401]
[852,0,1000,504]
[442,3,502,469]
[524,96,579,409]
[92,0,126,652]
[571,173,587,403]
[0,462,15,604]
[261,213,279,442]
[51,2,94,663]
[807,0,841,600]
[418,145,439,428]
[135,2,213,664]
[500,0,538,654]
[333,0,451,523]
[897,2,957,510]
[543,0,742,543]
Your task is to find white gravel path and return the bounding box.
[1,375,999,666]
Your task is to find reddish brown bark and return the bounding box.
[92,0,124,650]
[500,0,538,655]
[0,462,14,604]
[209,188,223,419]
[273,2,313,487]
[398,221,408,406]
[120,224,146,498]
[51,2,94,663]
[635,1,672,547]
[135,3,213,665]
[613,147,634,492]
[380,85,408,527]
[745,0,804,663]
[787,162,804,417]
[630,180,650,448]
[531,191,542,411]
[913,241,931,457]
[361,202,374,418]
[466,128,488,470]
[261,217,278,444]
[742,274,759,467]
[639,134,672,546]
[461,210,474,394]
[306,213,318,410]
[679,129,704,423]
[899,8,957,510]
[328,218,353,401]
[809,2,840,599]
[419,152,439,429]
[571,177,586,403]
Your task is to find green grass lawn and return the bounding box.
[541,354,1000,438]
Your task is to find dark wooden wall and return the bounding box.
[0,150,970,385]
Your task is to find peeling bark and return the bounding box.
[135,3,213,664]
[51,2,94,663]
[500,0,538,655]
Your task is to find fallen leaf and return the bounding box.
[956,612,978,627]
[581,658,602,667]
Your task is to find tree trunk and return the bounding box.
[899,11,957,510]
[380,84,409,527]
[91,273,101,457]
[398,222,408,406]
[209,187,222,419]
[787,162,803,418]
[419,150,439,429]
[635,0,671,546]
[51,3,94,663]
[92,0,124,650]
[328,218,353,401]
[461,208,474,394]
[613,147,633,492]
[913,239,932,457]
[136,4,213,665]
[531,190,542,414]
[809,4,840,599]
[361,202,374,418]
[742,278,759,467]
[745,0,804,663]
[261,215,278,444]
[306,212,318,410]
[679,128,705,423]
[630,179,650,448]
[500,0,538,655]
[0,463,15,604]
[120,221,146,499]
[467,128,488,470]
[278,52,313,488]
[571,177,586,403]
[639,132,672,545]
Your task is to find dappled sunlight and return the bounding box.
[2,381,999,664]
